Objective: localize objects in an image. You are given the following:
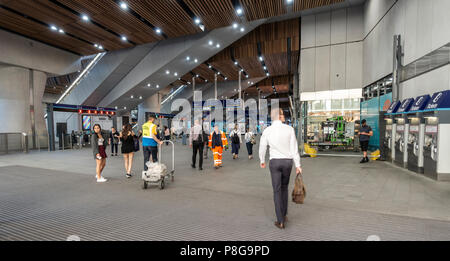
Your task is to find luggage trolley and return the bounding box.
[142,140,175,190]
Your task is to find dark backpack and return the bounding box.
[232,132,240,144]
[194,129,204,144]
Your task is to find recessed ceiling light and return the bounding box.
[266,73,270,76]
[94,44,98,48]
[208,65,212,68]
[156,85,159,88]
[139,96,143,100]
[205,80,208,82]
[287,0,293,3]
[115,106,118,109]
[208,40,213,46]
[166,70,170,74]
[194,59,198,63]
[82,14,89,21]
[186,56,190,61]
[216,43,220,48]
[156,28,161,34]
[259,56,263,61]
[240,27,245,32]
[120,2,128,9]
[263,66,267,70]
[234,61,238,65]
[236,8,243,15]
[121,36,127,41]
[130,95,134,99]
[98,45,103,50]
[196,74,199,78]
[147,83,151,87]
[58,29,64,34]
[50,25,57,31]
[247,81,250,84]
[124,106,127,109]
[194,18,201,24]
[217,72,221,75]
[246,75,249,78]
[225,77,228,80]
[174,72,178,76]
[232,23,238,29]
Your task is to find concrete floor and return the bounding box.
[0,141,450,241]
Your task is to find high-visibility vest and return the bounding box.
[208,131,228,148]
[142,122,157,146]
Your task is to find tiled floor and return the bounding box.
[0,141,449,241]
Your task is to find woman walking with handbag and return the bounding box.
[92,124,108,183]
[119,123,136,179]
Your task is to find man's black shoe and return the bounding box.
[191,164,196,168]
[360,158,366,163]
[199,167,203,170]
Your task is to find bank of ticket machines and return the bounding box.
[384,90,450,181]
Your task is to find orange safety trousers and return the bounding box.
[212,146,223,167]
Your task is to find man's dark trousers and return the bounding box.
[143,146,158,171]
[192,141,203,168]
[269,159,293,224]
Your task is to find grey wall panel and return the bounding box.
[301,15,316,48]
[347,5,364,42]
[431,0,450,51]
[346,42,363,90]
[315,46,331,91]
[403,0,418,65]
[315,13,331,46]
[0,66,30,133]
[330,44,346,90]
[415,0,433,63]
[0,29,81,75]
[331,9,347,44]
[400,65,450,100]
[300,48,316,92]
[363,0,396,37]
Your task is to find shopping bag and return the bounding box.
[292,173,306,204]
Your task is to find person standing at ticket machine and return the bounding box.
[359,119,373,163]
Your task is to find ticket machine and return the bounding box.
[423,90,450,181]
[393,98,415,168]
[384,101,401,162]
[406,95,431,173]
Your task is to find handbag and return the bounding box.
[250,135,256,145]
[292,173,306,204]
[133,136,140,152]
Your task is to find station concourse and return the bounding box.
[1,0,450,242]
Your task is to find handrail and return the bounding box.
[0,132,28,154]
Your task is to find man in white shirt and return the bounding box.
[189,119,204,170]
[259,108,302,229]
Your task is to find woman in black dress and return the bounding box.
[120,124,135,178]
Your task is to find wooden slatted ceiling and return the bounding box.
[0,8,94,54]
[57,0,160,44]
[4,0,132,51]
[128,0,200,38]
[184,0,240,30]
[240,0,344,21]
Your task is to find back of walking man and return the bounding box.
[359,119,373,163]
[259,108,301,229]
[190,119,204,170]
[142,115,162,171]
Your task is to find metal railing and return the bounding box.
[0,132,29,154]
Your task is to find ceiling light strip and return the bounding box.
[56,53,105,104]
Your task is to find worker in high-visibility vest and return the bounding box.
[208,125,228,169]
[142,115,162,171]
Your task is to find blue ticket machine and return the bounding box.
[406,95,431,174]
[393,98,415,168]
[384,101,401,162]
[423,90,450,181]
